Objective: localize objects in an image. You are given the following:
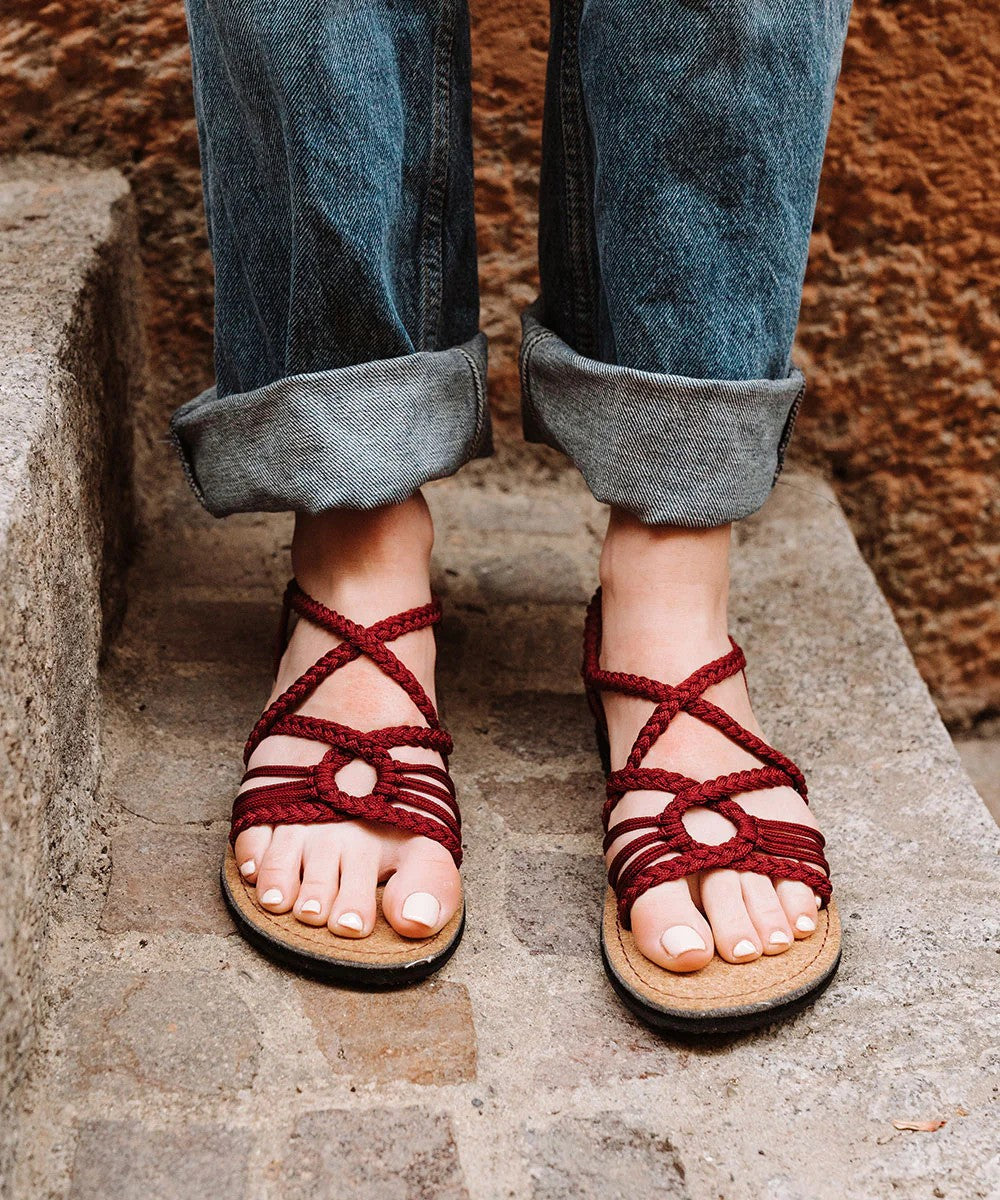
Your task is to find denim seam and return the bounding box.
[458,344,488,450]
[419,0,458,351]
[518,325,557,418]
[518,324,559,445]
[557,0,598,358]
[773,373,807,482]
[168,422,208,507]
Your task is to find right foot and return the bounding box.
[233,495,462,940]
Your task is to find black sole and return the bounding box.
[221,866,465,990]
[601,930,841,1037]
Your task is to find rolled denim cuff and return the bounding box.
[519,303,805,528]
[170,333,491,516]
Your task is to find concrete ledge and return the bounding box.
[0,156,140,1181]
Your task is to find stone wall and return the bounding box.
[0,0,996,725]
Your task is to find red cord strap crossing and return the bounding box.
[583,589,831,928]
[230,580,461,865]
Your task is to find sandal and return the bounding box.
[583,589,841,1034]
[221,580,464,987]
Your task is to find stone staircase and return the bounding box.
[2,159,998,1200]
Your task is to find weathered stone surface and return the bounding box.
[487,692,595,759]
[8,471,1000,1200]
[102,724,235,824]
[523,1115,687,1199]
[0,157,141,1184]
[792,1,1000,726]
[59,971,259,1096]
[70,1120,250,1200]
[100,818,231,933]
[277,1108,469,1199]
[472,549,585,605]
[438,607,584,694]
[506,850,604,955]
[480,769,604,834]
[296,979,477,1086]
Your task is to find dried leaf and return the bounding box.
[892,1119,947,1133]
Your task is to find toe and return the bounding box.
[381,837,461,938]
[255,825,305,913]
[776,879,820,938]
[741,873,794,954]
[292,830,340,926]
[630,876,714,973]
[700,868,762,963]
[233,825,272,885]
[329,848,379,937]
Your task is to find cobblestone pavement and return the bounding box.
[11,465,1000,1199]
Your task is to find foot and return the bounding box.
[233,495,462,940]
[597,513,826,974]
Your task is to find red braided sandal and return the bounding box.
[221,580,464,986]
[583,589,841,1033]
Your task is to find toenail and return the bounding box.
[733,939,758,958]
[299,899,321,915]
[260,888,283,906]
[336,912,364,932]
[661,925,706,957]
[239,859,256,877]
[769,930,792,946]
[816,894,822,909]
[796,915,816,932]
[401,892,440,928]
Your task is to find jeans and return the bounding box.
[171,0,852,526]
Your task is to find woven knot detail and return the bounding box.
[583,588,831,928]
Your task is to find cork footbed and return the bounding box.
[601,888,841,1033]
[221,844,464,987]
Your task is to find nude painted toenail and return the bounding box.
[336,912,364,932]
[401,892,440,928]
[299,899,321,915]
[260,888,283,905]
[769,930,792,945]
[661,925,706,957]
[239,859,256,877]
[796,915,816,932]
[733,939,758,958]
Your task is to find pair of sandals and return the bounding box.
[223,580,841,1035]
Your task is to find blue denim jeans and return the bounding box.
[171,0,851,526]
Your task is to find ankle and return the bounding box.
[598,509,734,670]
[291,494,434,620]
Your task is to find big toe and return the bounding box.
[630,878,714,973]
[381,838,462,939]
[234,825,273,885]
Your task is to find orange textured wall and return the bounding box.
[0,0,996,724]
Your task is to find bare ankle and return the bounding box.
[291,493,434,618]
[599,508,732,641]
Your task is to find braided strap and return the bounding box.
[231,580,461,865]
[583,589,831,928]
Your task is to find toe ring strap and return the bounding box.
[230,758,462,865]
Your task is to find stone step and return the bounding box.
[0,156,141,1187]
[4,162,998,1200]
[11,463,1000,1199]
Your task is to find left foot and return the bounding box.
[596,513,827,974]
